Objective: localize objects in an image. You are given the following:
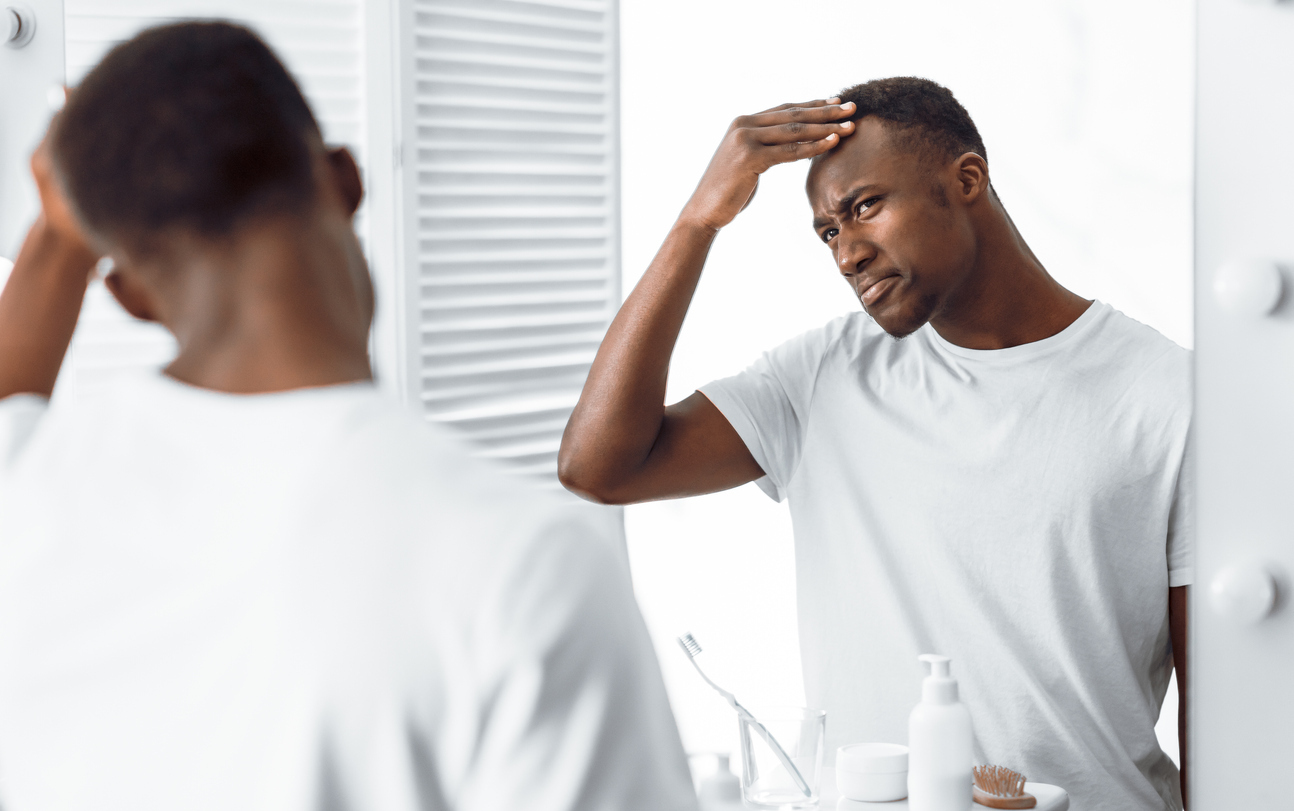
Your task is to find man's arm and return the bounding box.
[558,99,855,504]
[0,131,100,400]
[1169,585,1189,809]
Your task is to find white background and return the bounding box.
[619,0,1194,766]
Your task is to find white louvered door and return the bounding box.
[52,0,366,404]
[398,0,621,483]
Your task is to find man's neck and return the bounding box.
[929,200,1090,350]
[165,323,373,395]
[158,218,373,394]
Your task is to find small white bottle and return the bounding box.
[697,753,742,809]
[908,654,973,811]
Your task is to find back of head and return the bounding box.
[837,77,988,171]
[52,21,323,256]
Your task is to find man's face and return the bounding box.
[806,117,976,338]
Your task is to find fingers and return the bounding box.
[761,133,843,167]
[755,97,841,115]
[29,122,97,254]
[29,107,64,186]
[722,99,854,171]
[752,119,854,146]
[685,101,848,230]
[750,100,853,125]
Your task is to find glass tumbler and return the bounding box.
[737,706,826,809]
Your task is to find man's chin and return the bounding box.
[864,302,932,340]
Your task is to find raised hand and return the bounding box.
[679,99,855,232]
[560,98,857,503]
[0,110,101,400]
[29,115,98,258]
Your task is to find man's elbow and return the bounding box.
[557,445,634,506]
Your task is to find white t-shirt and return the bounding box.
[0,374,697,811]
[701,302,1191,811]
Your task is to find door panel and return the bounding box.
[1194,0,1294,807]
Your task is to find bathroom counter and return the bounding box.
[698,766,1070,811]
[821,767,1069,811]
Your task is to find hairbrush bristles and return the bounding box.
[974,765,1026,797]
[972,765,1036,809]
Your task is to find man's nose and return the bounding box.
[836,233,875,278]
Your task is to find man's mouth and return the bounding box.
[859,274,899,307]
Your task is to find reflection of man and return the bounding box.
[0,22,695,811]
[560,78,1191,811]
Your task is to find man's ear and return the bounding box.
[326,147,364,217]
[102,267,161,323]
[954,152,990,204]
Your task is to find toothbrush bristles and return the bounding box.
[678,633,703,658]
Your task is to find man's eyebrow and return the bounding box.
[812,184,882,232]
[835,184,881,216]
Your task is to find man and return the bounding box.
[0,22,696,811]
[560,78,1191,810]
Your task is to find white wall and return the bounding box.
[619,0,1193,762]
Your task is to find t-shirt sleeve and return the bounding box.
[1166,428,1194,588]
[698,322,841,502]
[460,511,698,811]
[0,394,49,472]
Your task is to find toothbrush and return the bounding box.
[677,633,812,798]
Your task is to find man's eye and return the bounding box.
[858,196,882,212]
[821,228,838,244]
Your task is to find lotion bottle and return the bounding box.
[696,753,742,807]
[907,653,973,811]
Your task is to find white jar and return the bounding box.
[836,742,908,802]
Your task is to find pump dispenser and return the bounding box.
[907,654,973,811]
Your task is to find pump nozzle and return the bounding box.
[917,654,958,704]
[918,653,951,677]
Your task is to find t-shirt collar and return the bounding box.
[923,300,1107,362]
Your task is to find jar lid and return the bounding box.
[836,742,909,775]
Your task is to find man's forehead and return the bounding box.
[806,118,902,208]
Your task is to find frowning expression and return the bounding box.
[806,117,978,338]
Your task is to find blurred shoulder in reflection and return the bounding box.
[0,20,695,811]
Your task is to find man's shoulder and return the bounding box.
[319,400,608,562]
[1099,305,1190,357]
[1095,305,1192,385]
[761,311,890,370]
[330,396,541,506]
[1077,305,1192,424]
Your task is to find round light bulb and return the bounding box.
[1210,563,1277,625]
[1213,259,1284,318]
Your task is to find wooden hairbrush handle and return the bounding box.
[973,785,1037,809]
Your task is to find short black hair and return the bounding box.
[838,77,987,169]
[52,21,323,253]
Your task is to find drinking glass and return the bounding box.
[738,706,826,809]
